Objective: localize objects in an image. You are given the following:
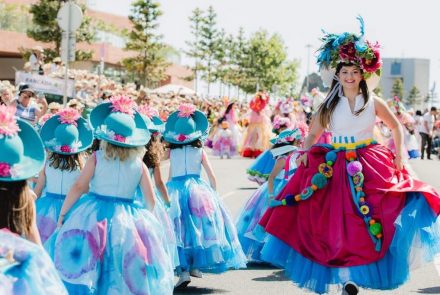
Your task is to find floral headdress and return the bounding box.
[58,108,81,126]
[110,95,135,117]
[177,103,196,118]
[137,105,159,119]
[317,16,382,79]
[249,92,269,112]
[272,116,291,131]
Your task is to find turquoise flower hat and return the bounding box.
[90,96,150,148]
[40,108,93,155]
[0,105,45,181]
[137,105,165,134]
[270,128,302,158]
[163,104,208,144]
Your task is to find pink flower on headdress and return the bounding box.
[110,96,135,117]
[339,42,357,62]
[138,105,159,119]
[39,113,53,126]
[60,145,71,153]
[58,108,80,126]
[177,104,196,118]
[0,105,20,136]
[361,42,382,73]
[0,162,11,177]
[295,121,309,139]
[177,134,187,142]
[114,134,126,143]
[272,116,291,131]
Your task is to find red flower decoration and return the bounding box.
[177,134,187,142]
[60,145,71,153]
[0,162,11,177]
[114,134,126,142]
[339,42,357,62]
[361,43,382,73]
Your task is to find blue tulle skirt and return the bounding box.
[36,193,65,244]
[247,150,275,184]
[0,230,67,295]
[260,192,440,294]
[45,193,174,295]
[236,178,285,262]
[134,187,180,269]
[167,174,247,273]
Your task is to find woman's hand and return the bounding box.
[296,152,308,167]
[394,155,404,171]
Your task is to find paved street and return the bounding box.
[166,155,440,295]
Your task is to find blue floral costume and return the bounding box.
[166,146,247,272]
[46,150,174,294]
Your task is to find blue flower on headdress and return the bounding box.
[332,32,349,48]
[355,39,368,53]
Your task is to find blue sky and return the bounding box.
[89,0,440,95]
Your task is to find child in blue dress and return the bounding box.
[236,128,303,262]
[34,108,93,244]
[0,105,67,294]
[163,104,247,288]
[47,96,174,294]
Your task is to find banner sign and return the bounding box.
[15,71,75,97]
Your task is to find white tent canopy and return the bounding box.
[151,84,196,96]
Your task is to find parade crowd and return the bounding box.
[1,17,440,295]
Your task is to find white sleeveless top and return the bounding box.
[275,153,299,180]
[329,94,376,143]
[89,150,143,199]
[170,146,202,178]
[45,163,81,195]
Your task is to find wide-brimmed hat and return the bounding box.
[270,129,302,158]
[48,102,61,110]
[40,108,93,155]
[137,105,165,133]
[18,85,35,97]
[163,103,208,144]
[90,96,150,147]
[317,16,381,90]
[0,105,45,181]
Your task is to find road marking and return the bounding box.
[221,190,238,199]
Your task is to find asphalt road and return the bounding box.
[169,155,440,295]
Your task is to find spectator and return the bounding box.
[419,107,437,160]
[15,85,48,125]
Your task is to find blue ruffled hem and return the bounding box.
[247,150,275,180]
[260,192,440,294]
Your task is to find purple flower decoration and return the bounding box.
[37,215,57,244]
[189,187,215,217]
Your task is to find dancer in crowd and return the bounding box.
[241,92,272,158]
[163,103,247,288]
[46,96,174,294]
[34,108,93,244]
[0,105,67,294]
[260,17,440,294]
[236,128,303,262]
[246,116,290,185]
[212,120,235,159]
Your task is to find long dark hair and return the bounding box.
[318,62,370,128]
[48,152,84,171]
[143,133,165,168]
[0,180,34,237]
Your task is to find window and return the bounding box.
[391,62,401,76]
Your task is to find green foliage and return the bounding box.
[123,0,170,87]
[406,86,421,107]
[373,85,383,97]
[0,1,32,33]
[185,7,205,90]
[391,78,404,99]
[26,0,94,61]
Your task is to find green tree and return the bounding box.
[198,6,222,95]
[27,0,94,61]
[373,85,383,97]
[123,0,170,87]
[239,30,298,94]
[185,7,205,92]
[406,86,421,107]
[391,78,404,99]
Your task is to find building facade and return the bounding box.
[380,58,430,102]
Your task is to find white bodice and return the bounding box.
[275,153,299,180]
[89,150,143,199]
[170,146,202,178]
[329,94,376,143]
[45,163,81,195]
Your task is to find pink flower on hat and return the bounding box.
[0,105,20,136]
[58,108,80,126]
[114,134,126,143]
[138,105,159,119]
[110,96,135,117]
[177,103,196,118]
[60,145,71,153]
[177,134,187,142]
[0,162,11,177]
